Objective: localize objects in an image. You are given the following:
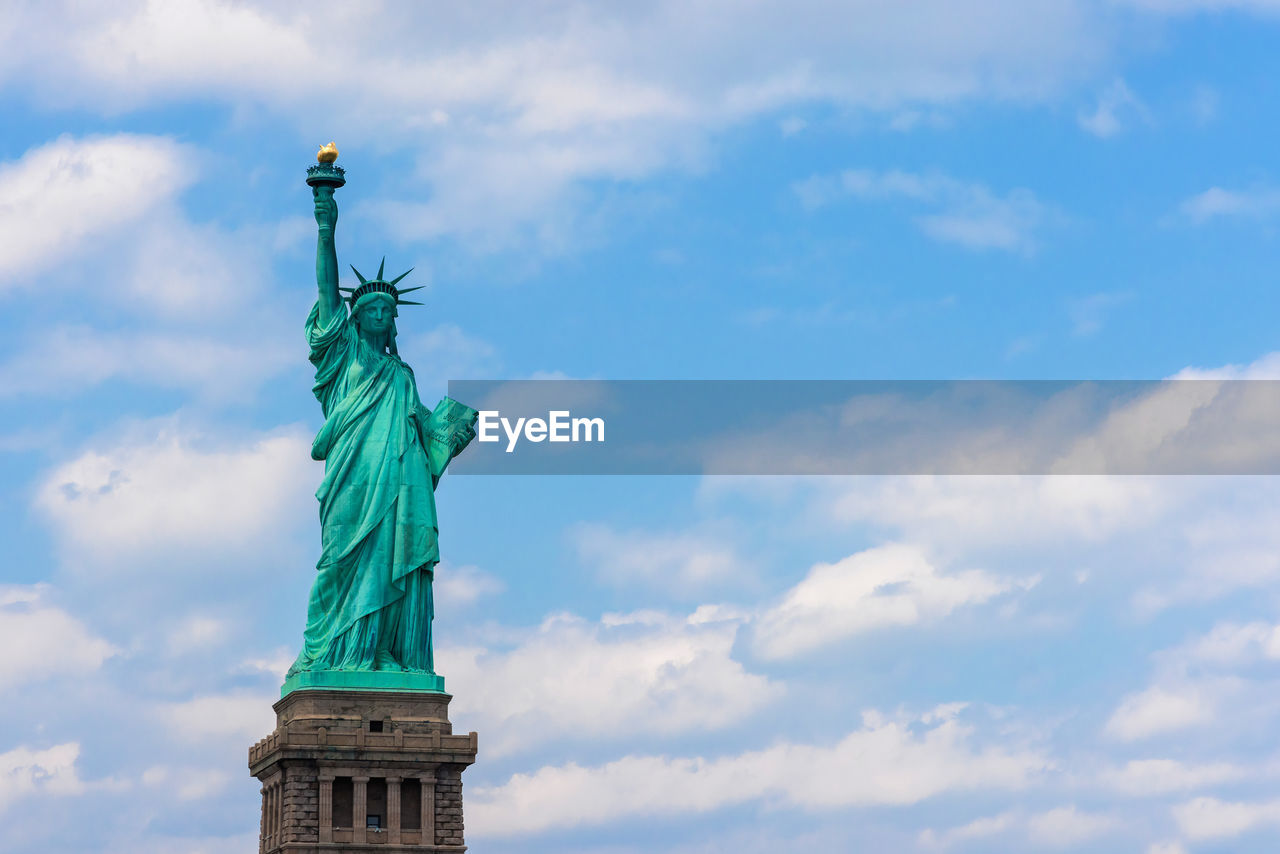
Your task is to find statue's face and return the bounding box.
[356,300,395,335]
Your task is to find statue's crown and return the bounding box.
[339,257,424,307]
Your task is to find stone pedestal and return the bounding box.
[248,689,476,853]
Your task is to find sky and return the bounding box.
[3,1,1280,852]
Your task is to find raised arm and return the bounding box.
[313,185,342,327]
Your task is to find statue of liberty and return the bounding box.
[283,147,477,694]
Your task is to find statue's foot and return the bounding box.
[373,651,404,672]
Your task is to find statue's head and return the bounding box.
[352,292,400,355]
[341,258,423,354]
[354,293,397,334]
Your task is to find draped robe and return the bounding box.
[287,301,459,676]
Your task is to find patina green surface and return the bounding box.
[284,153,476,698]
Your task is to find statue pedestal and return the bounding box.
[280,670,446,696]
[248,689,477,853]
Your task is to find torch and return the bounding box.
[306,141,346,190]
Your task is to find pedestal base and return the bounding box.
[281,670,445,697]
[249,689,476,853]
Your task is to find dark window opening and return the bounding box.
[401,778,422,830]
[367,814,382,830]
[369,719,384,733]
[332,777,353,828]
[366,778,388,832]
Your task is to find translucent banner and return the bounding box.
[444,380,1280,475]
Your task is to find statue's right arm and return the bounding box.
[314,186,342,326]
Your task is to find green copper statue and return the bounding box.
[283,145,477,695]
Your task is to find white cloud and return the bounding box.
[1099,758,1248,795]
[1178,186,1280,224]
[919,811,1018,847]
[157,692,276,741]
[1174,351,1280,380]
[794,168,1049,252]
[3,0,1118,244]
[0,4,1268,253]
[0,585,116,689]
[701,361,1280,482]
[1172,795,1280,840]
[753,543,1015,660]
[0,743,85,813]
[140,765,231,801]
[164,615,230,655]
[1175,621,1280,666]
[65,0,320,109]
[1025,805,1117,848]
[434,563,505,607]
[0,326,294,400]
[98,832,260,854]
[121,218,270,319]
[1105,684,1218,741]
[917,198,1045,252]
[825,476,1171,548]
[924,806,1119,850]
[0,588,41,607]
[440,609,779,756]
[468,704,1046,836]
[1128,479,1280,611]
[237,648,296,681]
[175,769,232,801]
[1078,78,1148,138]
[1048,381,1271,476]
[10,0,1114,116]
[36,424,314,565]
[0,134,191,284]
[0,136,298,407]
[571,523,741,588]
[713,473,1280,620]
[1102,612,1280,752]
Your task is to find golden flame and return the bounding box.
[317,141,339,164]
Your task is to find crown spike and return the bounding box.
[397,300,424,305]
[350,265,368,285]
[377,256,386,280]
[389,267,415,286]
[396,286,425,295]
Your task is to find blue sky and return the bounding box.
[4,2,1280,852]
